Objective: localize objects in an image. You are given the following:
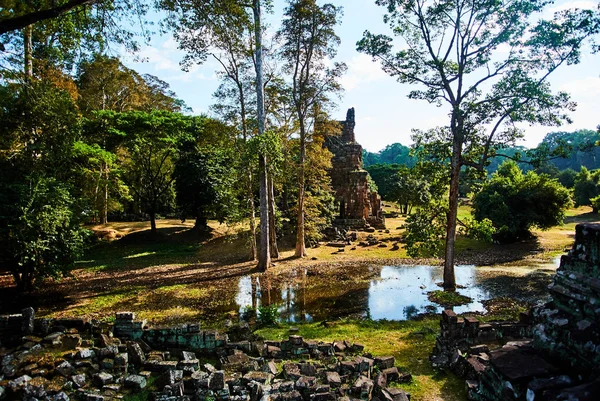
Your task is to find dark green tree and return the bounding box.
[473,161,571,242]
[0,177,87,291]
[365,164,403,200]
[573,167,600,212]
[119,111,189,233]
[358,0,599,289]
[174,143,237,231]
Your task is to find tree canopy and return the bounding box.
[358,0,600,289]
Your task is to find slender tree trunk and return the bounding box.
[101,162,108,224]
[24,25,33,78]
[295,125,307,257]
[268,172,279,258]
[241,91,257,261]
[253,0,270,271]
[248,175,258,261]
[150,210,157,234]
[443,138,461,291]
[258,156,270,271]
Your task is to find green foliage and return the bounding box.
[258,304,279,326]
[365,164,403,200]
[557,168,578,189]
[458,217,495,243]
[388,165,436,214]
[473,161,572,242]
[174,142,238,229]
[427,290,472,307]
[362,143,416,168]
[573,167,600,211]
[0,177,88,291]
[404,203,447,258]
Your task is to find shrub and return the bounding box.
[473,161,571,242]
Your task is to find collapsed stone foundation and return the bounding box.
[0,311,412,401]
[431,223,600,400]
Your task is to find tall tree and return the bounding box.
[277,0,345,257]
[158,0,273,270]
[119,111,189,233]
[358,0,600,289]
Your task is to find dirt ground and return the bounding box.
[1,206,596,324]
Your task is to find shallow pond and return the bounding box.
[235,262,558,323]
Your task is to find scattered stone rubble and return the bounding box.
[431,223,600,400]
[1,311,412,401]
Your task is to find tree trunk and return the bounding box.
[268,171,279,258]
[253,0,270,272]
[295,124,307,257]
[150,210,157,234]
[101,162,108,224]
[257,155,271,271]
[248,172,257,261]
[443,139,462,291]
[194,214,208,231]
[24,25,33,78]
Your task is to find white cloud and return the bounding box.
[560,76,600,100]
[340,54,388,91]
[546,1,598,15]
[137,45,182,72]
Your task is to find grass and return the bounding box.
[123,376,157,401]
[427,290,473,307]
[256,318,466,401]
[1,205,596,400]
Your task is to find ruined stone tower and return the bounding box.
[325,108,385,229]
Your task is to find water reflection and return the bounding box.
[235,263,556,322]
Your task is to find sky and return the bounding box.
[121,0,600,153]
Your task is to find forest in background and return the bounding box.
[1,0,599,293]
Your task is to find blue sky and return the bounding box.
[122,0,600,152]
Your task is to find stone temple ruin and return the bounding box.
[325,108,385,230]
[432,222,600,400]
[0,310,412,400]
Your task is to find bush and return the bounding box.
[473,161,571,242]
[258,304,279,326]
[404,203,447,257]
[0,177,88,291]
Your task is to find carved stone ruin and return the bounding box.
[325,108,385,230]
[431,222,600,400]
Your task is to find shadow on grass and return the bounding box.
[77,225,252,273]
[565,211,600,224]
[456,237,545,266]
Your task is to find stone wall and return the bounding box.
[431,222,600,400]
[113,312,227,351]
[325,108,385,230]
[532,223,600,375]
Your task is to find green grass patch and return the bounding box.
[480,297,529,321]
[427,290,473,307]
[256,319,465,401]
[123,376,157,401]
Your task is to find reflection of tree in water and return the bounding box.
[247,270,371,322]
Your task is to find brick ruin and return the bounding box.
[325,108,385,230]
[0,311,412,401]
[431,222,600,400]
